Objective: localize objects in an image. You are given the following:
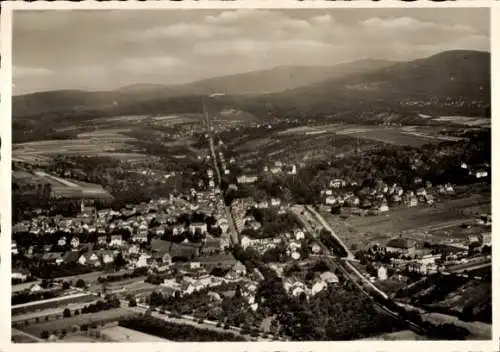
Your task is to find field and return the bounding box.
[320,192,490,249]
[13,169,112,200]
[22,308,138,337]
[433,116,491,128]
[360,329,427,340]
[277,124,460,147]
[100,326,170,342]
[12,298,103,323]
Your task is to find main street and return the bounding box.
[204,98,239,245]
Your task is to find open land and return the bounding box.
[22,308,138,337]
[320,190,490,250]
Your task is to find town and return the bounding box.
[10,7,492,343]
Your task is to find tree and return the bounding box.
[114,252,127,269]
[129,298,137,307]
[75,279,86,288]
[62,281,70,290]
[63,308,71,318]
[41,330,49,339]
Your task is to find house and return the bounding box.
[189,222,208,234]
[133,232,148,243]
[12,271,28,282]
[70,237,80,249]
[231,261,247,275]
[323,189,333,196]
[57,237,67,247]
[311,243,321,254]
[135,253,151,268]
[406,197,418,207]
[379,204,389,213]
[319,271,339,284]
[386,238,417,255]
[481,232,492,246]
[237,175,258,184]
[11,241,18,255]
[325,196,336,205]
[271,198,281,207]
[424,194,435,205]
[97,250,115,265]
[248,220,262,231]
[200,238,222,256]
[198,253,238,272]
[79,252,101,267]
[97,236,107,245]
[330,179,344,188]
[416,188,427,197]
[475,170,488,179]
[377,266,388,281]
[127,244,140,255]
[311,280,327,296]
[295,230,305,241]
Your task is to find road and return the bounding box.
[204,98,239,245]
[304,205,355,260]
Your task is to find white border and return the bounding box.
[0,2,497,352]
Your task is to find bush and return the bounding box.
[40,331,49,339]
[63,308,71,318]
[75,279,86,288]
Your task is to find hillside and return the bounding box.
[12,51,490,134]
[263,50,490,118]
[172,59,395,96]
[13,59,394,119]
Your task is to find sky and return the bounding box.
[13,8,490,95]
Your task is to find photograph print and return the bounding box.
[10,7,491,343]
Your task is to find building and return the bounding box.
[377,266,388,281]
[237,175,258,184]
[70,237,80,248]
[386,238,417,255]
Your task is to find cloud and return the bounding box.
[193,38,331,57]
[360,16,476,34]
[129,23,218,40]
[118,56,185,71]
[13,66,53,78]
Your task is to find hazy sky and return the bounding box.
[13,8,490,95]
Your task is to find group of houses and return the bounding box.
[321,178,456,214]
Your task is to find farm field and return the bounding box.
[12,299,103,323]
[320,193,490,249]
[277,124,458,147]
[433,116,491,128]
[100,326,170,342]
[359,329,428,340]
[22,308,138,337]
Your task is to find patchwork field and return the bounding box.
[13,169,112,200]
[277,124,461,147]
[433,116,491,128]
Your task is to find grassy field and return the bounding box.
[22,308,138,337]
[359,329,428,340]
[277,124,452,147]
[321,193,490,249]
[100,326,170,342]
